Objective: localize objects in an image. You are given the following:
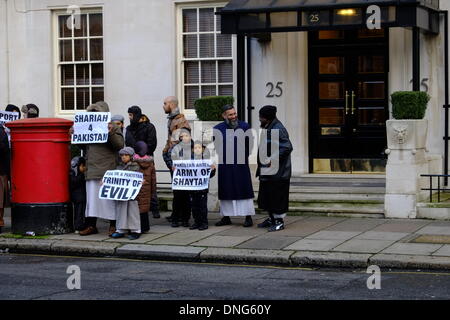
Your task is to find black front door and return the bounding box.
[309,29,389,173]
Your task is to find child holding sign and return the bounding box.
[111,147,142,240]
[189,141,216,231]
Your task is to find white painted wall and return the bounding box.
[1,0,449,178]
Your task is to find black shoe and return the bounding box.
[269,219,285,232]
[215,217,232,226]
[171,221,179,228]
[0,227,2,234]
[258,218,274,229]
[182,221,190,228]
[243,216,253,228]
[166,216,173,223]
[152,212,161,219]
[198,224,209,231]
[189,223,201,230]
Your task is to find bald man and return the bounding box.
[162,96,191,223]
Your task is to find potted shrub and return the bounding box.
[193,96,234,144]
[387,91,430,150]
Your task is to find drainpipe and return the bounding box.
[3,0,10,103]
[440,10,449,184]
[246,36,254,127]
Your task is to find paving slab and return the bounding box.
[192,235,255,248]
[147,224,181,234]
[147,230,213,245]
[412,235,450,244]
[285,239,346,251]
[200,247,294,265]
[416,226,450,236]
[355,231,410,241]
[216,226,268,237]
[51,240,119,256]
[370,254,450,270]
[432,245,450,257]
[325,218,387,232]
[116,244,206,260]
[236,235,301,250]
[49,233,111,242]
[333,239,395,254]
[264,217,345,237]
[381,243,443,255]
[306,231,361,241]
[104,233,167,244]
[371,220,431,233]
[291,252,371,268]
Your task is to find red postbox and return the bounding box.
[6,118,74,235]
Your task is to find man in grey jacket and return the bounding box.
[256,105,293,232]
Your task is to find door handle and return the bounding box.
[351,91,356,115]
[345,90,349,115]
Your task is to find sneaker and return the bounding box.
[198,224,209,231]
[128,233,141,240]
[171,221,180,228]
[111,232,126,239]
[189,223,201,230]
[182,221,190,228]
[243,216,253,228]
[268,220,285,232]
[152,212,161,219]
[257,218,274,229]
[215,217,232,227]
[79,226,98,236]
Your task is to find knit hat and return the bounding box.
[259,105,277,121]
[111,114,125,123]
[135,141,148,157]
[6,104,21,119]
[119,147,135,156]
[128,106,142,125]
[22,104,39,118]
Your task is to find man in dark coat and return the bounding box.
[126,106,158,226]
[214,105,255,227]
[256,106,293,232]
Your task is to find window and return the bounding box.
[56,11,104,113]
[179,6,235,111]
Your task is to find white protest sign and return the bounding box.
[72,112,111,144]
[0,111,20,127]
[172,160,212,191]
[99,170,144,201]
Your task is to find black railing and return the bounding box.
[421,174,450,203]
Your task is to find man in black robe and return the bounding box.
[257,106,293,232]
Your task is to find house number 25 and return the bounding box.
[266,82,283,98]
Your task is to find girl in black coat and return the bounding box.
[70,157,87,232]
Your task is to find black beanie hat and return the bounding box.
[6,104,21,119]
[259,105,277,121]
[128,106,142,124]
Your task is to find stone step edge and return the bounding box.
[1,239,450,270]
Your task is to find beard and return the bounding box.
[226,119,238,129]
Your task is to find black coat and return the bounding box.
[125,122,157,156]
[256,118,293,181]
[0,126,10,177]
[70,170,86,203]
[214,121,254,201]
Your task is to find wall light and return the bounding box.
[337,9,357,16]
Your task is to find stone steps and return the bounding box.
[156,175,387,218]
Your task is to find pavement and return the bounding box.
[2,210,450,270]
